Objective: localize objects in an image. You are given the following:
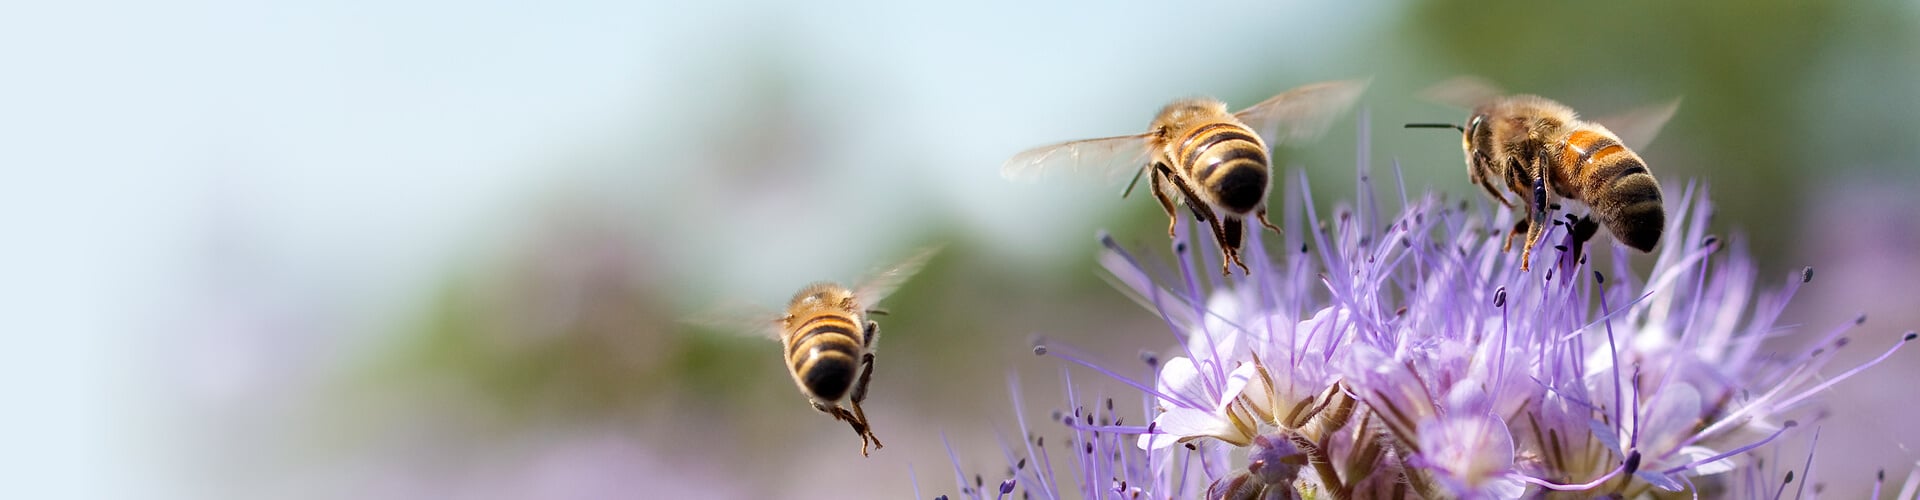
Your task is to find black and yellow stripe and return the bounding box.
[1172,121,1270,215]
[785,312,865,402]
[1560,129,1663,252]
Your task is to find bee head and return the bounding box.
[789,282,856,312]
[1151,98,1229,137]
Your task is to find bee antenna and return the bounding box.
[1404,123,1466,132]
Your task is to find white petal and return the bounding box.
[1640,383,1704,453]
[1216,362,1258,412]
[1139,406,1239,449]
[1188,293,1245,365]
[1136,429,1179,450]
[1675,446,1736,476]
[1635,470,1685,491]
[1588,417,1624,455]
[1155,357,1209,407]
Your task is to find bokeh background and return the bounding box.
[7,1,1919,498]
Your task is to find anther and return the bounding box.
[1000,479,1016,495]
[1033,345,1049,356]
[1801,266,1815,283]
[1493,287,1507,308]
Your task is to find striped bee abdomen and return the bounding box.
[786,313,864,402]
[1176,121,1270,214]
[1563,130,1664,252]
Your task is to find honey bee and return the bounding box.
[690,247,939,456]
[1003,80,1368,275]
[1407,77,1679,270]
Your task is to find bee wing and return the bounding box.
[1000,134,1154,185]
[1232,78,1370,146]
[683,299,786,341]
[1419,75,1507,109]
[1590,98,1681,151]
[851,245,943,310]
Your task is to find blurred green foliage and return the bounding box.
[1401,0,1920,262]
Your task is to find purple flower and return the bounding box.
[943,129,1915,499]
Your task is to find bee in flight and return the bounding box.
[1002,80,1368,275]
[1407,77,1679,271]
[691,247,939,456]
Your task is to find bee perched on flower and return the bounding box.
[942,127,1916,499]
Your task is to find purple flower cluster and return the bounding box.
[940,153,1915,498]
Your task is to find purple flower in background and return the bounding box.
[942,135,1915,498]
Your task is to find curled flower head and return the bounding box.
[943,129,1914,500]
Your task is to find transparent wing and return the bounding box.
[1420,75,1508,109]
[1000,134,1154,185]
[851,245,943,309]
[1233,78,1370,146]
[1589,97,1681,150]
[682,299,785,341]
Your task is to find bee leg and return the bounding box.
[847,352,882,455]
[1504,219,1530,253]
[813,400,874,456]
[1255,207,1283,236]
[811,400,854,423]
[1219,216,1250,275]
[1149,167,1180,238]
[1567,214,1601,264]
[1518,174,1550,271]
[1164,173,1245,275]
[1471,151,1514,208]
